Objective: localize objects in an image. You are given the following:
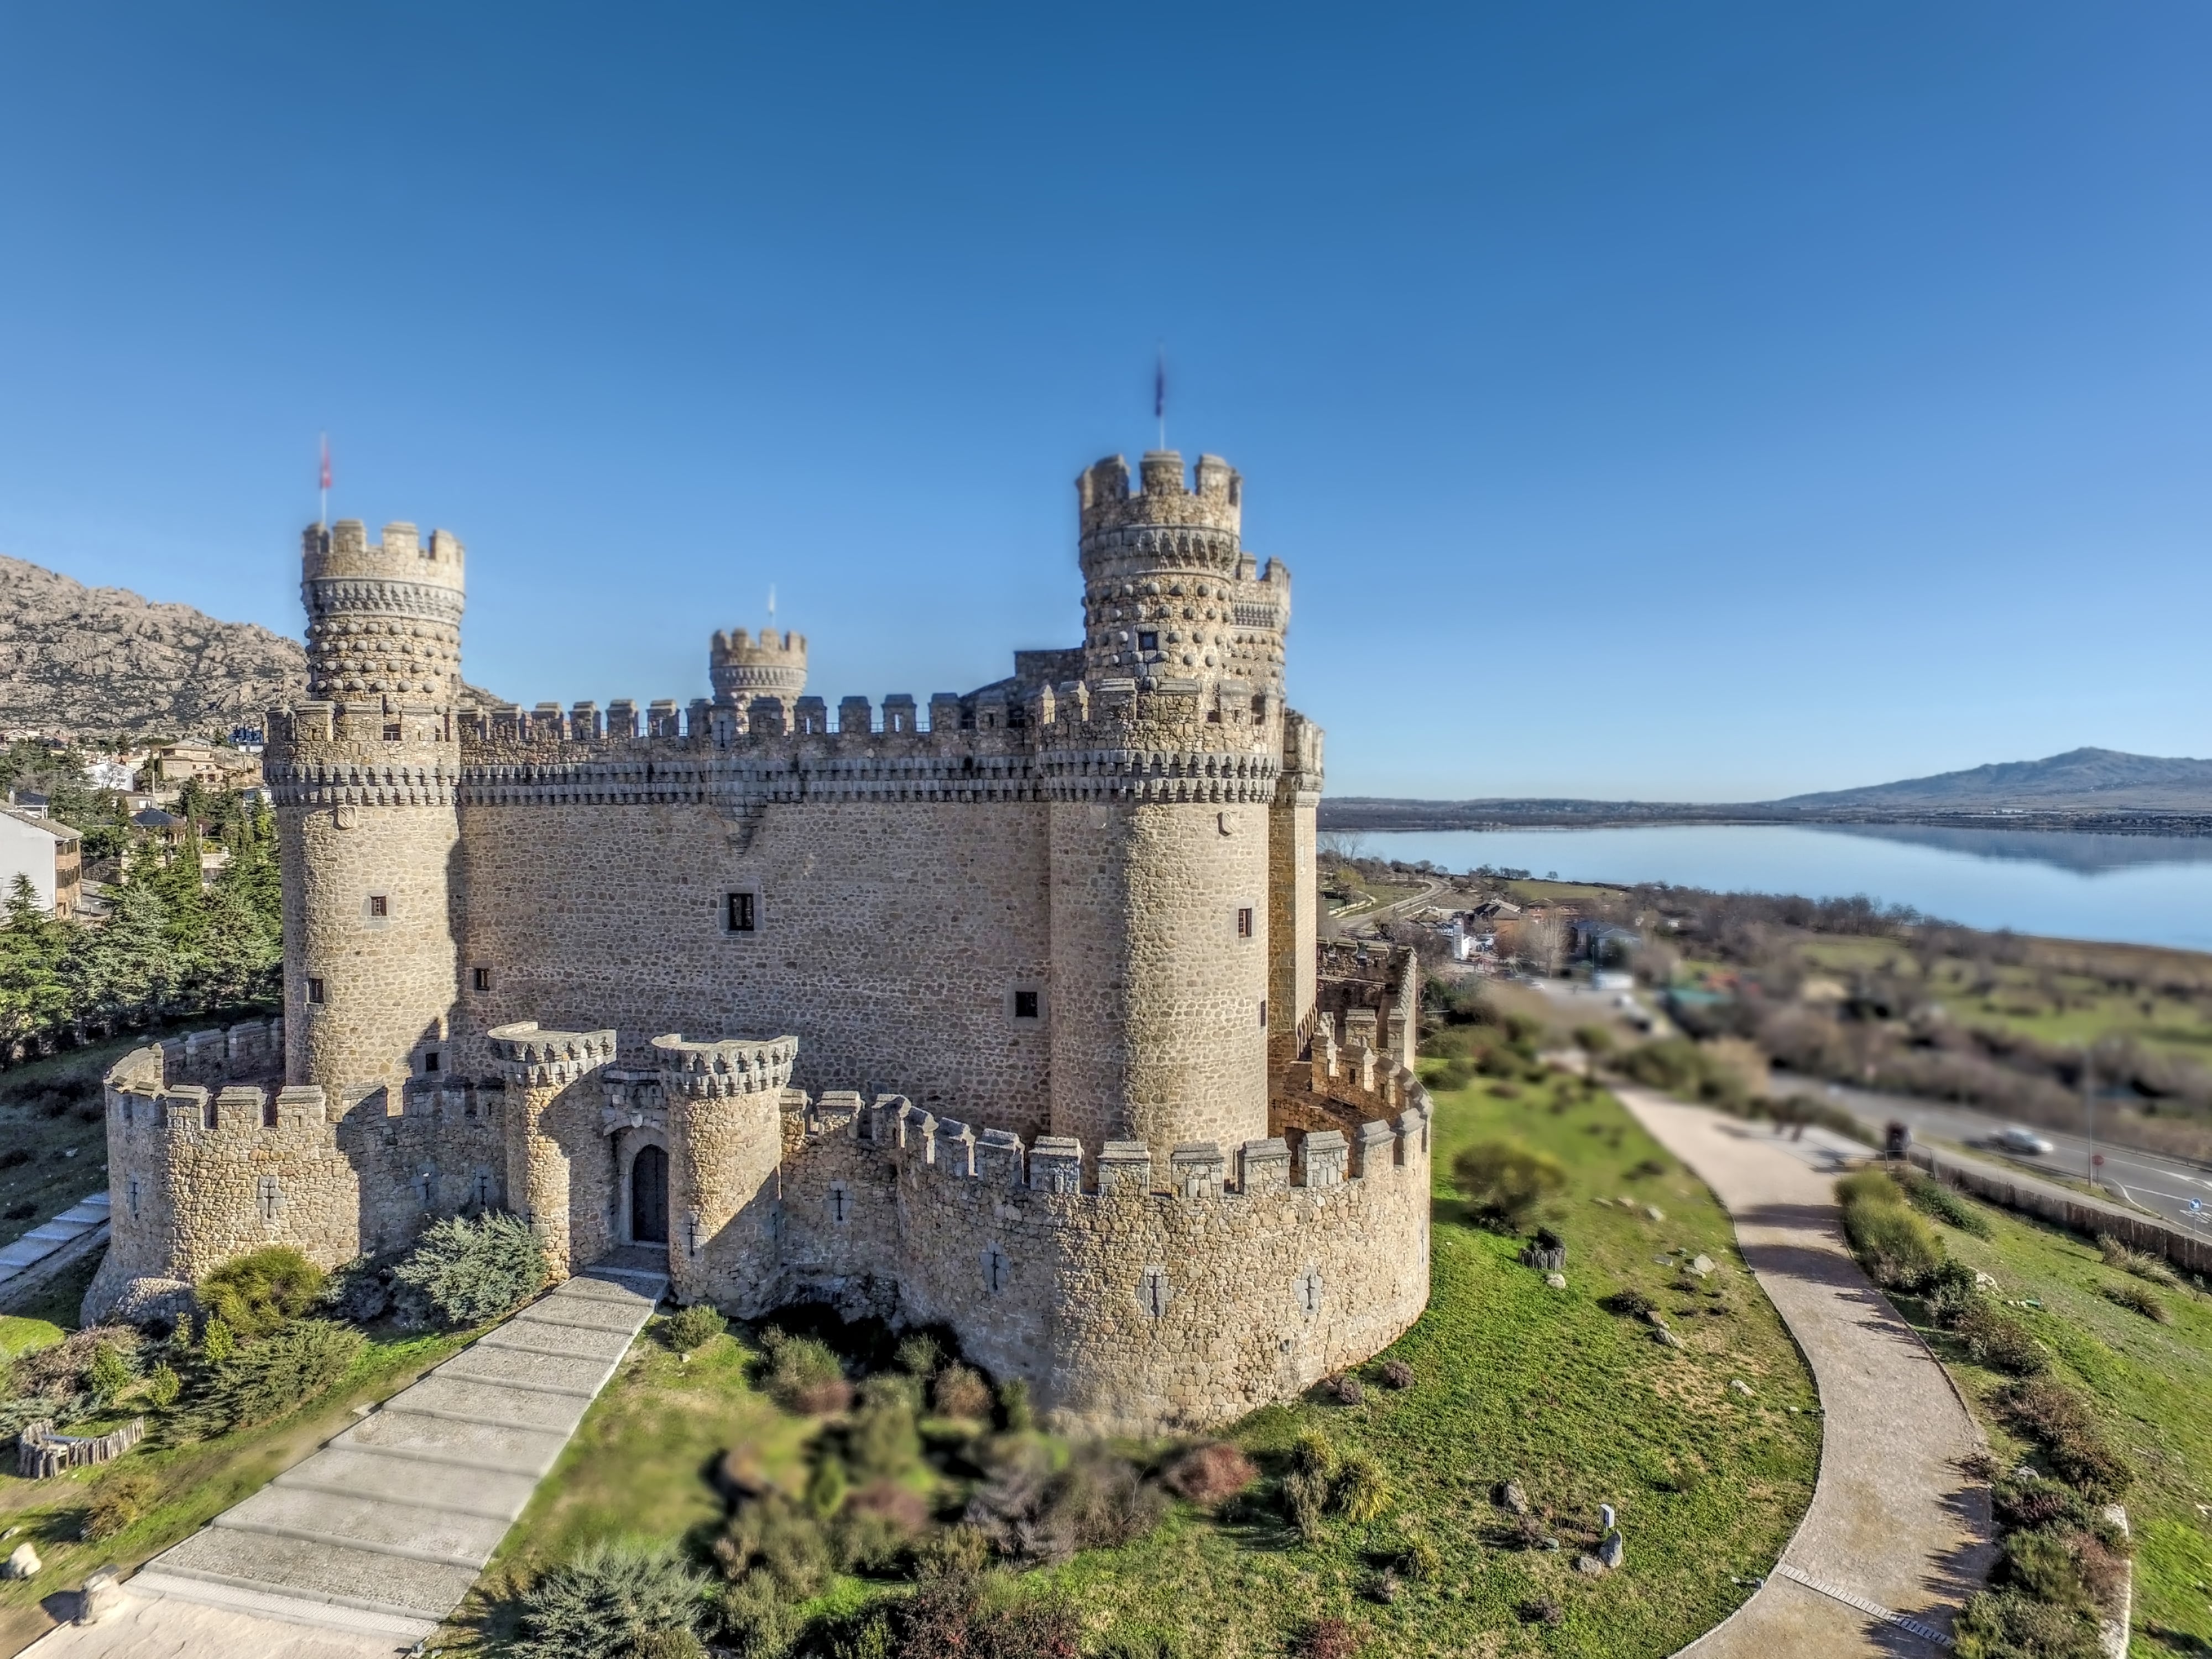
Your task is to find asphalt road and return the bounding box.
[1781,1077,2212,1238]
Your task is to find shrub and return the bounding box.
[200,1316,234,1365]
[967,1446,1168,1564]
[932,1362,993,1423]
[1837,1172,1944,1291]
[81,1469,158,1541]
[1378,1359,1414,1390]
[718,1571,804,1658]
[1995,1379,2133,1499]
[1297,1616,1362,1659]
[717,1491,832,1601]
[833,1480,929,1573]
[894,1333,942,1378]
[188,1319,363,1436]
[144,1361,181,1410]
[1572,1024,1614,1056]
[86,1342,132,1406]
[805,1454,849,1520]
[1898,1171,1992,1238]
[1947,1301,2047,1375]
[846,1375,921,1479]
[512,1539,708,1659]
[391,1212,546,1327]
[664,1305,726,1355]
[890,1575,1082,1659]
[1284,1468,1331,1540]
[998,1376,1034,1432]
[198,1247,326,1339]
[1954,1587,2102,1659]
[2100,1279,2171,1323]
[913,1521,993,1582]
[1450,1140,1567,1231]
[319,1256,397,1324]
[761,1332,851,1416]
[1324,1373,1364,1406]
[1332,1450,1391,1523]
[2097,1235,2182,1290]
[1600,1288,1656,1319]
[1162,1441,1258,1507]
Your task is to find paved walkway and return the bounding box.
[0,1193,108,1302]
[27,1264,666,1657]
[1612,1087,1995,1657]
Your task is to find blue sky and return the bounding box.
[1,4,2206,800]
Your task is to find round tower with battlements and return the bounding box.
[267,519,466,1099]
[1046,452,1285,1168]
[709,626,807,725]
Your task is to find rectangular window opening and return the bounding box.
[472,966,492,992]
[726,891,756,933]
[1137,630,1159,653]
[1013,989,1040,1021]
[1236,907,1254,938]
[368,894,388,918]
[262,1098,278,1128]
[306,976,326,1005]
[1259,999,1269,1029]
[383,722,402,741]
[423,1051,440,1073]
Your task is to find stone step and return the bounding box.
[127,1567,439,1641]
[221,1483,514,1564]
[155,1523,484,1619]
[380,1375,592,1436]
[475,1321,638,1364]
[275,1447,540,1520]
[434,1345,618,1397]
[334,1406,571,1477]
[506,1300,654,1335]
[556,1274,664,1310]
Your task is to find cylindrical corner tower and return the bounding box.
[656,1034,796,1313]
[489,1021,617,1280]
[709,627,808,720]
[1047,451,1284,1168]
[268,519,466,1098]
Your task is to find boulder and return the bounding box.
[1730,1378,1755,1398]
[1688,1254,1715,1278]
[1643,1205,1665,1222]
[77,1566,122,1624]
[1574,1553,1607,1575]
[1498,1480,1530,1516]
[1599,1530,1625,1569]
[3,1543,40,1580]
[112,1277,197,1333]
[1545,1272,1567,1290]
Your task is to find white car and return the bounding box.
[1994,1125,2056,1156]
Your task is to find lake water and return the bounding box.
[1359,824,2212,953]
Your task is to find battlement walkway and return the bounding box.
[29,1263,666,1657]
[1613,1086,1994,1657]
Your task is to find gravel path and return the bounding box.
[25,1264,666,1657]
[1613,1086,1994,1656]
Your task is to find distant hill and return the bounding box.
[1773,748,2212,814]
[0,553,503,739]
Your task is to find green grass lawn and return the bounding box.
[0,1254,474,1658]
[447,1068,1820,1657]
[1884,1192,2212,1653]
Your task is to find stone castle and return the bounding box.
[88,450,1432,1434]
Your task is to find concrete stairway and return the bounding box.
[127,1264,666,1645]
[0,1191,109,1299]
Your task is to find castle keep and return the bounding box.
[90,451,1432,1434]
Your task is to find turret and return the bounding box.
[709,627,808,728]
[267,519,465,1099]
[1076,451,1290,697]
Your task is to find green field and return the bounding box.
[1883,1190,2212,1652]
[0,1035,144,1255]
[447,1067,1820,1657]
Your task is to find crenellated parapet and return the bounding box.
[709,626,808,716]
[487,1021,618,1087]
[300,519,466,709]
[651,1034,797,1098]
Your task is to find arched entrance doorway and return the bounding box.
[630,1144,669,1245]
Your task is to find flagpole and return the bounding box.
[1155,345,1167,451]
[319,433,330,530]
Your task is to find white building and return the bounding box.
[0,808,82,917]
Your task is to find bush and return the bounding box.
[1450,1140,1567,1231]
[894,1333,942,1378]
[86,1342,132,1406]
[1600,1288,1656,1319]
[932,1362,993,1423]
[1947,1301,2047,1376]
[967,1446,1168,1564]
[391,1212,546,1327]
[1995,1379,2133,1499]
[757,1329,849,1416]
[1324,1373,1364,1406]
[1898,1171,1992,1238]
[512,1539,709,1659]
[1836,1172,1945,1291]
[199,1316,234,1365]
[2096,1235,2182,1290]
[833,1480,930,1573]
[1284,1468,1331,1540]
[198,1247,326,1339]
[889,1574,1082,1659]
[1162,1441,1258,1506]
[144,1361,181,1410]
[998,1376,1034,1433]
[719,1491,833,1603]
[319,1255,398,1324]
[805,1454,849,1520]
[1377,1359,1414,1390]
[665,1305,726,1354]
[1572,1024,1614,1056]
[82,1469,158,1541]
[1332,1450,1391,1523]
[846,1375,921,1480]
[2100,1279,2170,1323]
[1954,1588,2103,1659]
[188,1319,363,1436]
